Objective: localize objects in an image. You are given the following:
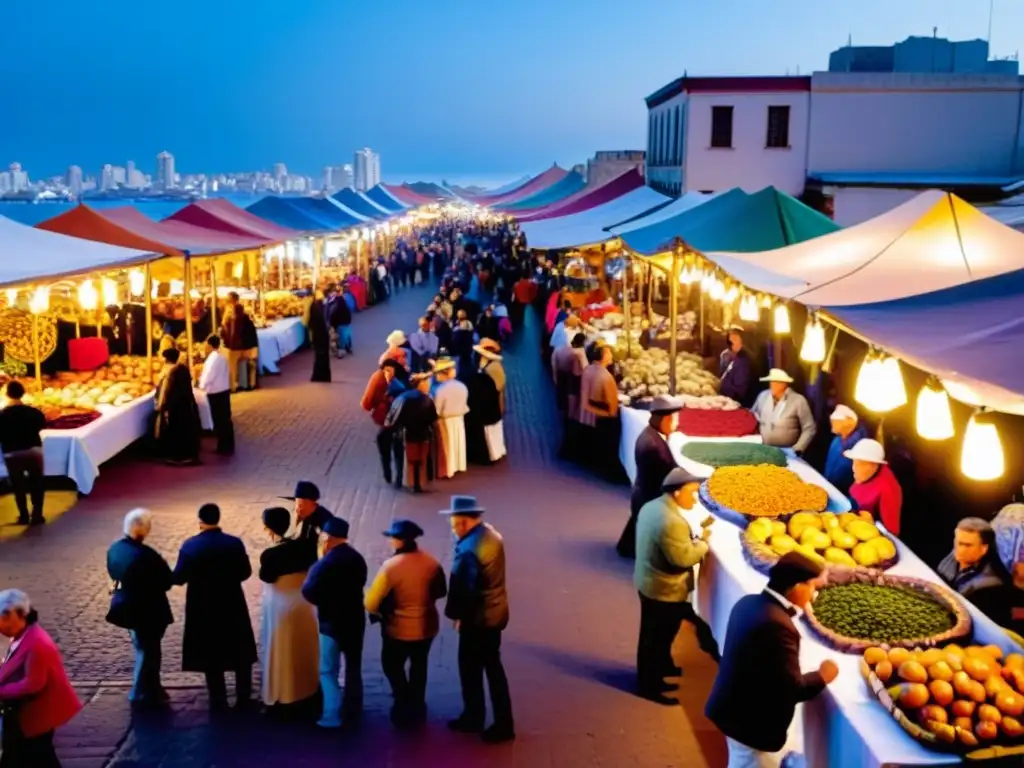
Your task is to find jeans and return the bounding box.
[376,429,404,485]
[0,725,58,768]
[4,447,44,521]
[205,665,252,707]
[334,325,352,353]
[206,390,234,454]
[457,627,513,730]
[381,636,433,715]
[318,632,364,725]
[637,593,719,693]
[129,626,165,702]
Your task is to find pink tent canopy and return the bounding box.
[467,165,567,206]
[385,185,435,206]
[517,169,645,223]
[167,199,298,241]
[102,207,272,254]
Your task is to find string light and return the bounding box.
[170,279,184,295]
[29,285,50,315]
[738,294,760,322]
[759,294,773,309]
[916,379,954,441]
[799,314,826,363]
[961,410,1004,481]
[724,284,739,304]
[773,303,791,335]
[77,280,98,311]
[128,270,145,297]
[854,350,907,413]
[710,277,726,301]
[101,278,118,306]
[5,289,16,306]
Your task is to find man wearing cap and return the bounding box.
[385,373,439,493]
[301,516,368,728]
[284,481,336,559]
[432,358,469,478]
[752,369,816,454]
[718,327,755,407]
[171,503,257,711]
[441,496,514,744]
[365,519,448,727]
[706,552,839,767]
[617,395,683,558]
[634,467,717,703]
[823,405,868,496]
[846,438,903,536]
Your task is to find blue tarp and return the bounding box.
[288,197,360,229]
[827,269,1024,403]
[333,189,389,220]
[364,184,408,212]
[246,197,332,232]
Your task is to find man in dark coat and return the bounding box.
[171,504,256,711]
[283,480,335,560]
[302,516,368,728]
[442,496,514,744]
[618,396,683,559]
[706,552,838,765]
[718,327,755,407]
[385,374,439,493]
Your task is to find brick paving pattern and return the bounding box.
[0,283,726,767]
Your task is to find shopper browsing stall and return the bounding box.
[580,340,622,478]
[752,369,816,454]
[822,405,868,496]
[0,380,47,526]
[845,438,902,536]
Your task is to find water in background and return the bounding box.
[0,193,265,227]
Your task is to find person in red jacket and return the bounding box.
[846,438,903,537]
[0,589,81,766]
[361,359,409,486]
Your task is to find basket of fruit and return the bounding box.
[699,464,829,527]
[742,511,899,574]
[805,569,972,654]
[861,643,1024,756]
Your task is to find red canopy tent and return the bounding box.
[36,204,185,257]
[102,207,272,254]
[166,199,299,241]
[517,169,645,223]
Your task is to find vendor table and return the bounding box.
[619,404,1018,766]
[0,390,213,495]
[257,316,306,374]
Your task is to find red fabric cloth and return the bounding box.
[67,337,110,371]
[677,408,758,438]
[512,279,537,305]
[0,624,81,737]
[579,304,619,323]
[546,293,560,332]
[850,464,903,536]
[347,278,367,310]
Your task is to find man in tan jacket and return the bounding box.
[580,340,622,478]
[364,519,447,728]
[634,467,718,703]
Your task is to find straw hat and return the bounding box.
[759,368,794,384]
[431,358,456,374]
[473,338,502,361]
[386,330,407,347]
[843,438,887,464]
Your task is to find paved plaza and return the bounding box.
[0,284,726,767]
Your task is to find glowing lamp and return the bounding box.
[128,269,145,297]
[773,303,790,335]
[724,285,739,304]
[915,380,954,441]
[799,316,826,364]
[709,278,725,301]
[361,228,370,240]
[961,411,1004,481]
[5,289,17,306]
[77,280,98,311]
[170,279,184,295]
[854,352,906,413]
[29,286,50,315]
[151,281,160,299]
[760,294,773,309]
[701,273,714,293]
[738,294,760,322]
[102,278,118,306]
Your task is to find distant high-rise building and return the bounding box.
[100,164,115,192]
[157,151,175,189]
[322,164,355,191]
[272,162,287,191]
[0,172,11,194]
[8,162,28,193]
[66,165,83,196]
[353,148,380,192]
[125,160,145,188]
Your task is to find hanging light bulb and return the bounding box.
[799,314,827,363]
[170,279,184,295]
[773,303,790,335]
[5,289,17,306]
[128,269,145,297]
[361,228,370,240]
[101,277,118,306]
[724,284,739,304]
[738,294,760,322]
[701,273,714,293]
[151,280,160,299]
[760,294,773,309]
[710,277,726,301]
[916,378,954,441]
[29,285,50,315]
[77,279,98,311]
[961,410,1004,481]
[854,350,907,413]
[877,355,908,411]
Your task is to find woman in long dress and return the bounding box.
[155,348,201,466]
[431,358,468,478]
[258,507,320,714]
[308,292,332,382]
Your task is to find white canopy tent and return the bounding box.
[607,190,715,235]
[519,186,671,249]
[978,193,1024,231]
[0,215,159,288]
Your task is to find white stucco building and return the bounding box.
[645,72,1024,224]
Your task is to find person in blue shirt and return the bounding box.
[822,405,868,496]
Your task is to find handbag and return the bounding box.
[105,581,133,629]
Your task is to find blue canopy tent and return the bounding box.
[364,184,409,212]
[333,188,389,220]
[288,197,361,229]
[246,197,333,232]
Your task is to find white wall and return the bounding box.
[829,187,919,226]
[683,90,810,196]
[809,72,1024,176]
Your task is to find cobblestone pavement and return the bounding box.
[0,283,726,768]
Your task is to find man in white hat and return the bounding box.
[432,358,468,478]
[823,404,868,495]
[752,369,816,454]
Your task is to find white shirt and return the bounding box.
[199,350,230,394]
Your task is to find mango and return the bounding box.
[800,528,832,550]
[852,542,881,568]
[838,512,860,529]
[769,534,797,556]
[819,512,839,529]
[824,547,856,567]
[794,544,826,566]
[747,518,773,543]
[868,536,897,561]
[848,520,881,542]
[830,530,858,550]
[770,520,787,537]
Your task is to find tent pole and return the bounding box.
[184,256,195,379]
[623,258,632,359]
[668,241,681,396]
[145,263,153,386]
[210,262,218,336]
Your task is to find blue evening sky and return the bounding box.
[1,0,1021,185]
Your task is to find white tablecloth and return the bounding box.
[257,316,306,374]
[0,390,213,495]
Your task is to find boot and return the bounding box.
[411,462,423,493]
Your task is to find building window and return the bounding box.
[672,105,681,164]
[710,106,733,149]
[766,105,791,148]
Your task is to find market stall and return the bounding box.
[257,315,306,374]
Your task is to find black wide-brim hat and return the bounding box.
[280,480,320,502]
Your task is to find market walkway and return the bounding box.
[0,284,725,768]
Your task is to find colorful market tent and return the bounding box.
[245,197,334,232]
[608,191,716,235]
[468,165,567,206]
[519,169,646,223]
[509,176,608,220]
[978,194,1024,231]
[167,199,299,241]
[86,206,270,255]
[3,214,157,286]
[405,182,455,200]
[496,171,586,213]
[326,197,371,222]
[364,184,409,212]
[385,184,437,207]
[286,197,361,229]
[626,187,839,264]
[333,188,389,220]
[519,184,671,250]
[37,204,185,257]
[449,175,530,198]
